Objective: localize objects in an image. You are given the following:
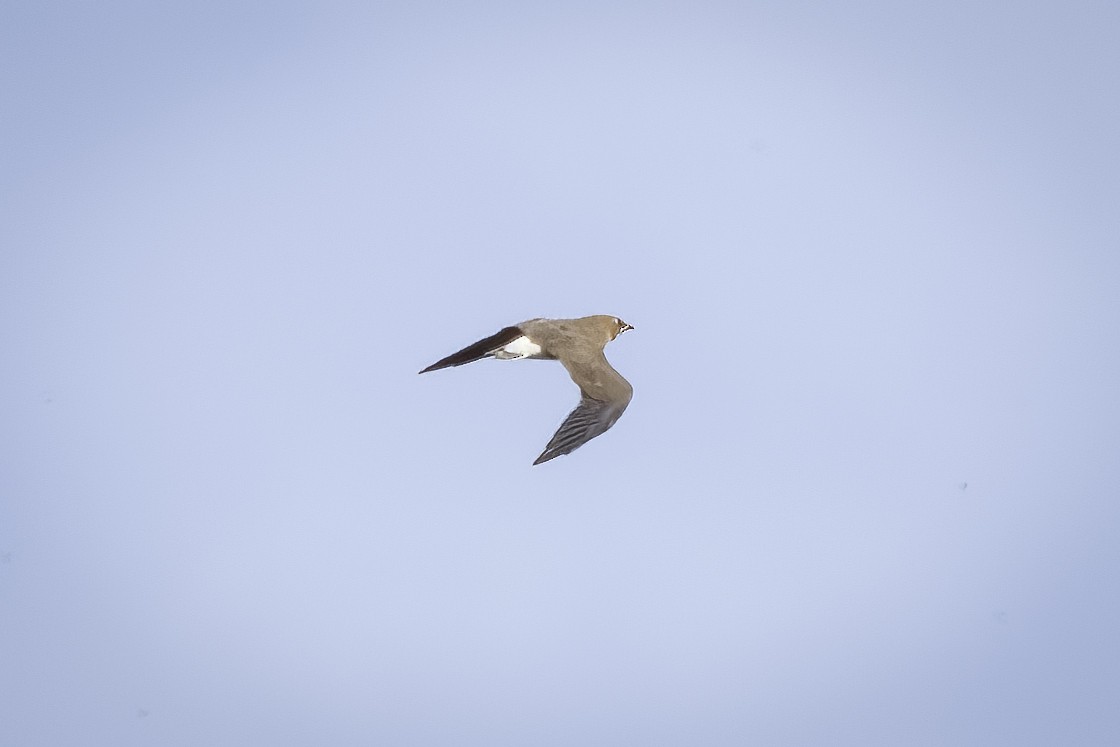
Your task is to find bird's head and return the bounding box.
[609,316,634,340]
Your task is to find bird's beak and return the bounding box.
[622,323,634,333]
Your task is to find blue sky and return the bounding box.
[3,2,1119,745]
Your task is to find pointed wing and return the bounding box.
[418,326,524,374]
[533,394,629,465]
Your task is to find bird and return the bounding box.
[419,315,634,464]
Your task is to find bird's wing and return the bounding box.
[533,394,629,465]
[418,326,524,373]
[533,353,632,465]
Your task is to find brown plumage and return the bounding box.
[419,315,634,464]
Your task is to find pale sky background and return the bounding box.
[3,2,1119,745]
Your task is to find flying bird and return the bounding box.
[419,315,634,464]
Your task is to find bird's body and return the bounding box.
[419,315,634,464]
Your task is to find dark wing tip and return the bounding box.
[532,396,625,466]
[418,357,462,375]
[418,360,449,374]
[418,326,524,375]
[532,450,561,466]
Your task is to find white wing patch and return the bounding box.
[494,335,542,360]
